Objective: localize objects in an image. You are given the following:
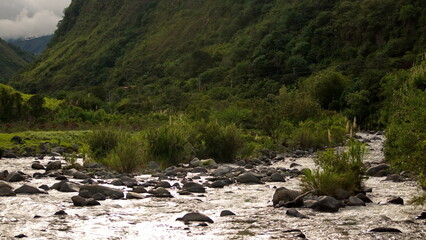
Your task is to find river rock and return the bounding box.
[0,180,13,189]
[385,174,403,182]
[355,193,372,203]
[199,159,218,168]
[72,195,87,206]
[111,179,124,186]
[416,212,426,219]
[183,182,206,193]
[86,198,101,206]
[192,166,208,173]
[46,161,62,171]
[368,227,402,233]
[73,171,90,179]
[0,187,16,196]
[212,166,232,177]
[31,162,45,170]
[126,192,144,199]
[310,196,342,212]
[120,176,138,187]
[210,180,227,188]
[220,210,236,217]
[79,185,124,199]
[176,212,214,223]
[388,197,404,205]
[149,187,173,198]
[156,181,172,188]
[0,170,9,180]
[92,193,106,200]
[335,188,351,200]
[237,173,263,184]
[272,187,301,206]
[14,184,48,194]
[347,196,366,206]
[286,209,309,219]
[6,171,25,182]
[59,182,80,192]
[366,164,390,176]
[132,186,147,193]
[39,185,50,191]
[270,173,285,182]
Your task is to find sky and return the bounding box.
[0,0,71,39]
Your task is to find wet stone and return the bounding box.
[176,212,214,224]
[126,192,144,199]
[31,162,45,170]
[347,196,366,206]
[46,161,62,171]
[355,193,372,203]
[6,172,25,182]
[54,210,67,216]
[149,187,173,198]
[286,209,309,219]
[0,187,16,196]
[237,173,263,184]
[416,212,426,219]
[311,196,342,212]
[14,234,27,238]
[14,184,48,194]
[92,193,106,201]
[388,197,404,205]
[156,181,171,188]
[132,186,147,193]
[270,173,285,182]
[183,182,206,193]
[0,180,13,189]
[368,227,402,233]
[220,210,236,217]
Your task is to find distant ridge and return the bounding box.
[8,35,53,56]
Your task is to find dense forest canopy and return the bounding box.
[0,38,34,82]
[7,0,425,128]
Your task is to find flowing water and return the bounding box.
[0,133,425,239]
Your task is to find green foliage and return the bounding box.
[192,121,243,163]
[301,139,366,196]
[106,134,144,173]
[86,128,120,162]
[384,61,426,179]
[0,38,34,82]
[144,125,190,168]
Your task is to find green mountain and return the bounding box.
[0,38,34,82]
[10,0,426,125]
[8,35,53,56]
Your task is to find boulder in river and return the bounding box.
[6,171,25,182]
[368,227,402,233]
[237,172,263,184]
[0,180,13,189]
[149,187,173,198]
[31,162,45,170]
[366,164,390,176]
[14,184,48,194]
[310,196,343,212]
[176,212,214,223]
[220,210,236,217]
[46,161,62,171]
[183,182,206,193]
[387,197,404,205]
[347,196,366,206]
[79,185,124,199]
[0,187,16,196]
[286,209,309,219]
[126,192,144,199]
[272,187,301,206]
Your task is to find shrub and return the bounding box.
[301,139,366,197]
[144,125,190,168]
[86,128,120,163]
[192,122,243,163]
[106,135,144,173]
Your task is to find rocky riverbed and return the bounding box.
[0,132,425,239]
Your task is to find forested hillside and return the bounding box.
[9,0,425,128]
[0,38,34,82]
[8,35,53,56]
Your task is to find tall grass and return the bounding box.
[144,125,190,168]
[106,134,144,173]
[301,139,366,197]
[86,128,120,162]
[192,122,243,163]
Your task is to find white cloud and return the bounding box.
[0,0,71,39]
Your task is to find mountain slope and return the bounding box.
[8,35,53,56]
[10,0,426,124]
[0,38,34,82]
